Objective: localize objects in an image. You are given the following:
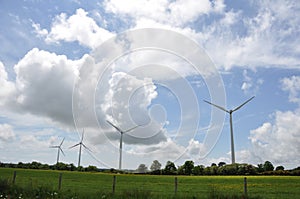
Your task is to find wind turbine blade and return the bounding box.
[106,120,122,132]
[81,129,84,142]
[60,137,65,146]
[124,125,140,133]
[60,148,65,156]
[82,143,92,152]
[203,100,229,113]
[69,143,80,149]
[50,146,58,148]
[232,96,255,112]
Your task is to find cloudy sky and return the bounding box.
[0,0,299,170]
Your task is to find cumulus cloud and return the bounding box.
[103,0,300,70]
[34,8,114,49]
[249,110,300,166]
[0,124,15,142]
[281,76,300,104]
[104,0,224,27]
[13,48,80,125]
[99,71,168,145]
[247,76,300,167]
[204,0,300,70]
[0,62,15,106]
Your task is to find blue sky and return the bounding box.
[0,0,299,170]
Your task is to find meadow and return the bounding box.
[0,168,299,198]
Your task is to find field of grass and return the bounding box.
[1,168,299,198]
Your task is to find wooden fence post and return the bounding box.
[12,171,17,184]
[58,173,63,190]
[112,175,116,195]
[174,177,178,195]
[244,177,247,196]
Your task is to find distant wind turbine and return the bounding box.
[204,96,255,164]
[50,137,65,164]
[106,120,140,170]
[70,129,91,167]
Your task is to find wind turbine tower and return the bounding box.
[50,137,65,164]
[70,129,90,167]
[204,96,254,164]
[106,120,140,170]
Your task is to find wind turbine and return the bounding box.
[50,137,65,164]
[204,96,255,164]
[106,120,140,170]
[70,129,90,167]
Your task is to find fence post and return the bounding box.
[12,171,17,184]
[174,177,178,195]
[244,177,247,196]
[58,173,63,190]
[112,175,116,195]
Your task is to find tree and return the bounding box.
[263,161,274,171]
[257,163,264,173]
[218,162,226,167]
[163,161,177,175]
[150,160,162,171]
[275,165,284,171]
[181,160,194,175]
[137,164,148,173]
[86,165,98,172]
[193,165,205,175]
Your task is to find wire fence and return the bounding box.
[8,170,249,198]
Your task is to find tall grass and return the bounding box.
[1,168,299,198]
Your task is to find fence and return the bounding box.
[9,171,249,197]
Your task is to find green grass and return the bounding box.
[0,168,299,198]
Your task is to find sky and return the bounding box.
[0,0,299,170]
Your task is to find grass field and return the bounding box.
[1,168,299,198]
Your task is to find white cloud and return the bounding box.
[241,69,263,94]
[281,76,300,103]
[35,8,114,49]
[249,110,300,166]
[13,48,80,125]
[0,61,15,106]
[0,124,15,142]
[246,76,300,167]
[104,0,224,27]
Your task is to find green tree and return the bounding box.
[163,161,177,175]
[193,165,205,175]
[150,160,162,171]
[275,165,284,171]
[263,161,274,171]
[137,164,148,173]
[257,163,264,173]
[218,162,226,167]
[86,165,98,172]
[181,160,194,175]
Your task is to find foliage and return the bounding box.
[163,161,177,175]
[136,164,148,173]
[178,160,194,175]
[150,160,162,172]
[275,165,284,171]
[0,160,299,176]
[263,161,274,172]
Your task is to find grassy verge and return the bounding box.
[1,168,299,198]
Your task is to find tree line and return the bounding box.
[1,160,299,176]
[137,160,300,176]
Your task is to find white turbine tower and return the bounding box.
[106,120,140,170]
[204,96,255,164]
[50,137,65,164]
[70,129,90,168]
